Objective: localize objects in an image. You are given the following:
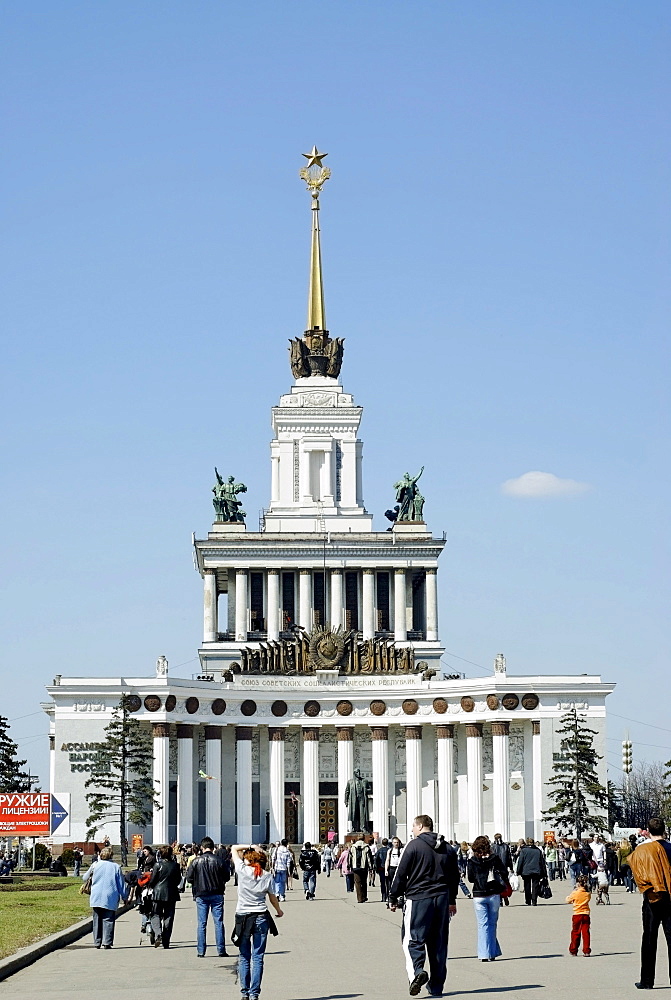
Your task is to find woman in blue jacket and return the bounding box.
[88,846,128,948]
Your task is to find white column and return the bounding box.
[49,735,55,794]
[405,726,422,830]
[269,729,285,842]
[532,720,542,841]
[436,725,455,840]
[177,724,195,843]
[152,723,170,843]
[425,568,438,641]
[271,446,280,503]
[235,569,248,642]
[492,721,510,841]
[302,728,320,844]
[205,727,222,842]
[394,568,407,642]
[227,571,236,634]
[371,727,389,839]
[236,727,253,843]
[299,569,312,629]
[267,569,280,641]
[330,569,343,629]
[362,569,375,640]
[300,445,311,503]
[466,723,483,840]
[321,443,334,505]
[337,728,354,837]
[203,569,217,642]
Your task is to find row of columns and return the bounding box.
[152,719,542,844]
[203,566,439,643]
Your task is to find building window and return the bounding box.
[412,570,426,634]
[282,572,295,629]
[376,572,390,632]
[313,571,325,626]
[309,451,323,501]
[250,572,265,631]
[197,781,206,826]
[345,571,359,631]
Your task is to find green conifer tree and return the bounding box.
[542,707,609,838]
[85,697,158,865]
[0,716,31,792]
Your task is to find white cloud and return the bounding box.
[500,471,592,499]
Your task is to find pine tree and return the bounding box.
[542,708,609,838]
[85,697,158,865]
[0,716,31,792]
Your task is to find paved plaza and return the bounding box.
[0,877,660,999]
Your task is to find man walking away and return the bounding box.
[516,838,547,906]
[629,816,671,990]
[389,815,459,998]
[186,836,230,957]
[491,835,513,906]
[349,836,373,903]
[376,838,391,902]
[321,841,334,877]
[299,842,321,900]
[272,839,292,900]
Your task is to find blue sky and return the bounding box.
[2,2,669,784]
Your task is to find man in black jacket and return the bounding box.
[491,835,513,906]
[186,837,230,957]
[389,815,459,998]
[515,838,547,906]
[298,842,321,900]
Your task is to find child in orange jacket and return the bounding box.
[566,874,591,956]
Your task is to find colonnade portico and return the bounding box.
[150,715,539,845]
[200,562,440,646]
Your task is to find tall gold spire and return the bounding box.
[300,146,330,331]
[289,148,344,380]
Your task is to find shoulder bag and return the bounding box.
[79,873,93,896]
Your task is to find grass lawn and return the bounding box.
[0,878,92,959]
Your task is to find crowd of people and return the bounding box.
[75,818,671,998]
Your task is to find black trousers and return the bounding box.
[379,870,388,901]
[641,893,671,987]
[401,893,450,994]
[522,875,539,905]
[150,900,177,947]
[352,869,368,902]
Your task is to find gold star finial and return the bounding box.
[302,145,328,169]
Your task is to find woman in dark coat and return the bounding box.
[467,836,509,961]
[149,845,182,948]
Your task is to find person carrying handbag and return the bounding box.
[467,836,510,962]
[516,839,547,906]
[86,847,128,949]
[148,845,182,948]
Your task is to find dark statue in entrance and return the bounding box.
[344,768,370,833]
